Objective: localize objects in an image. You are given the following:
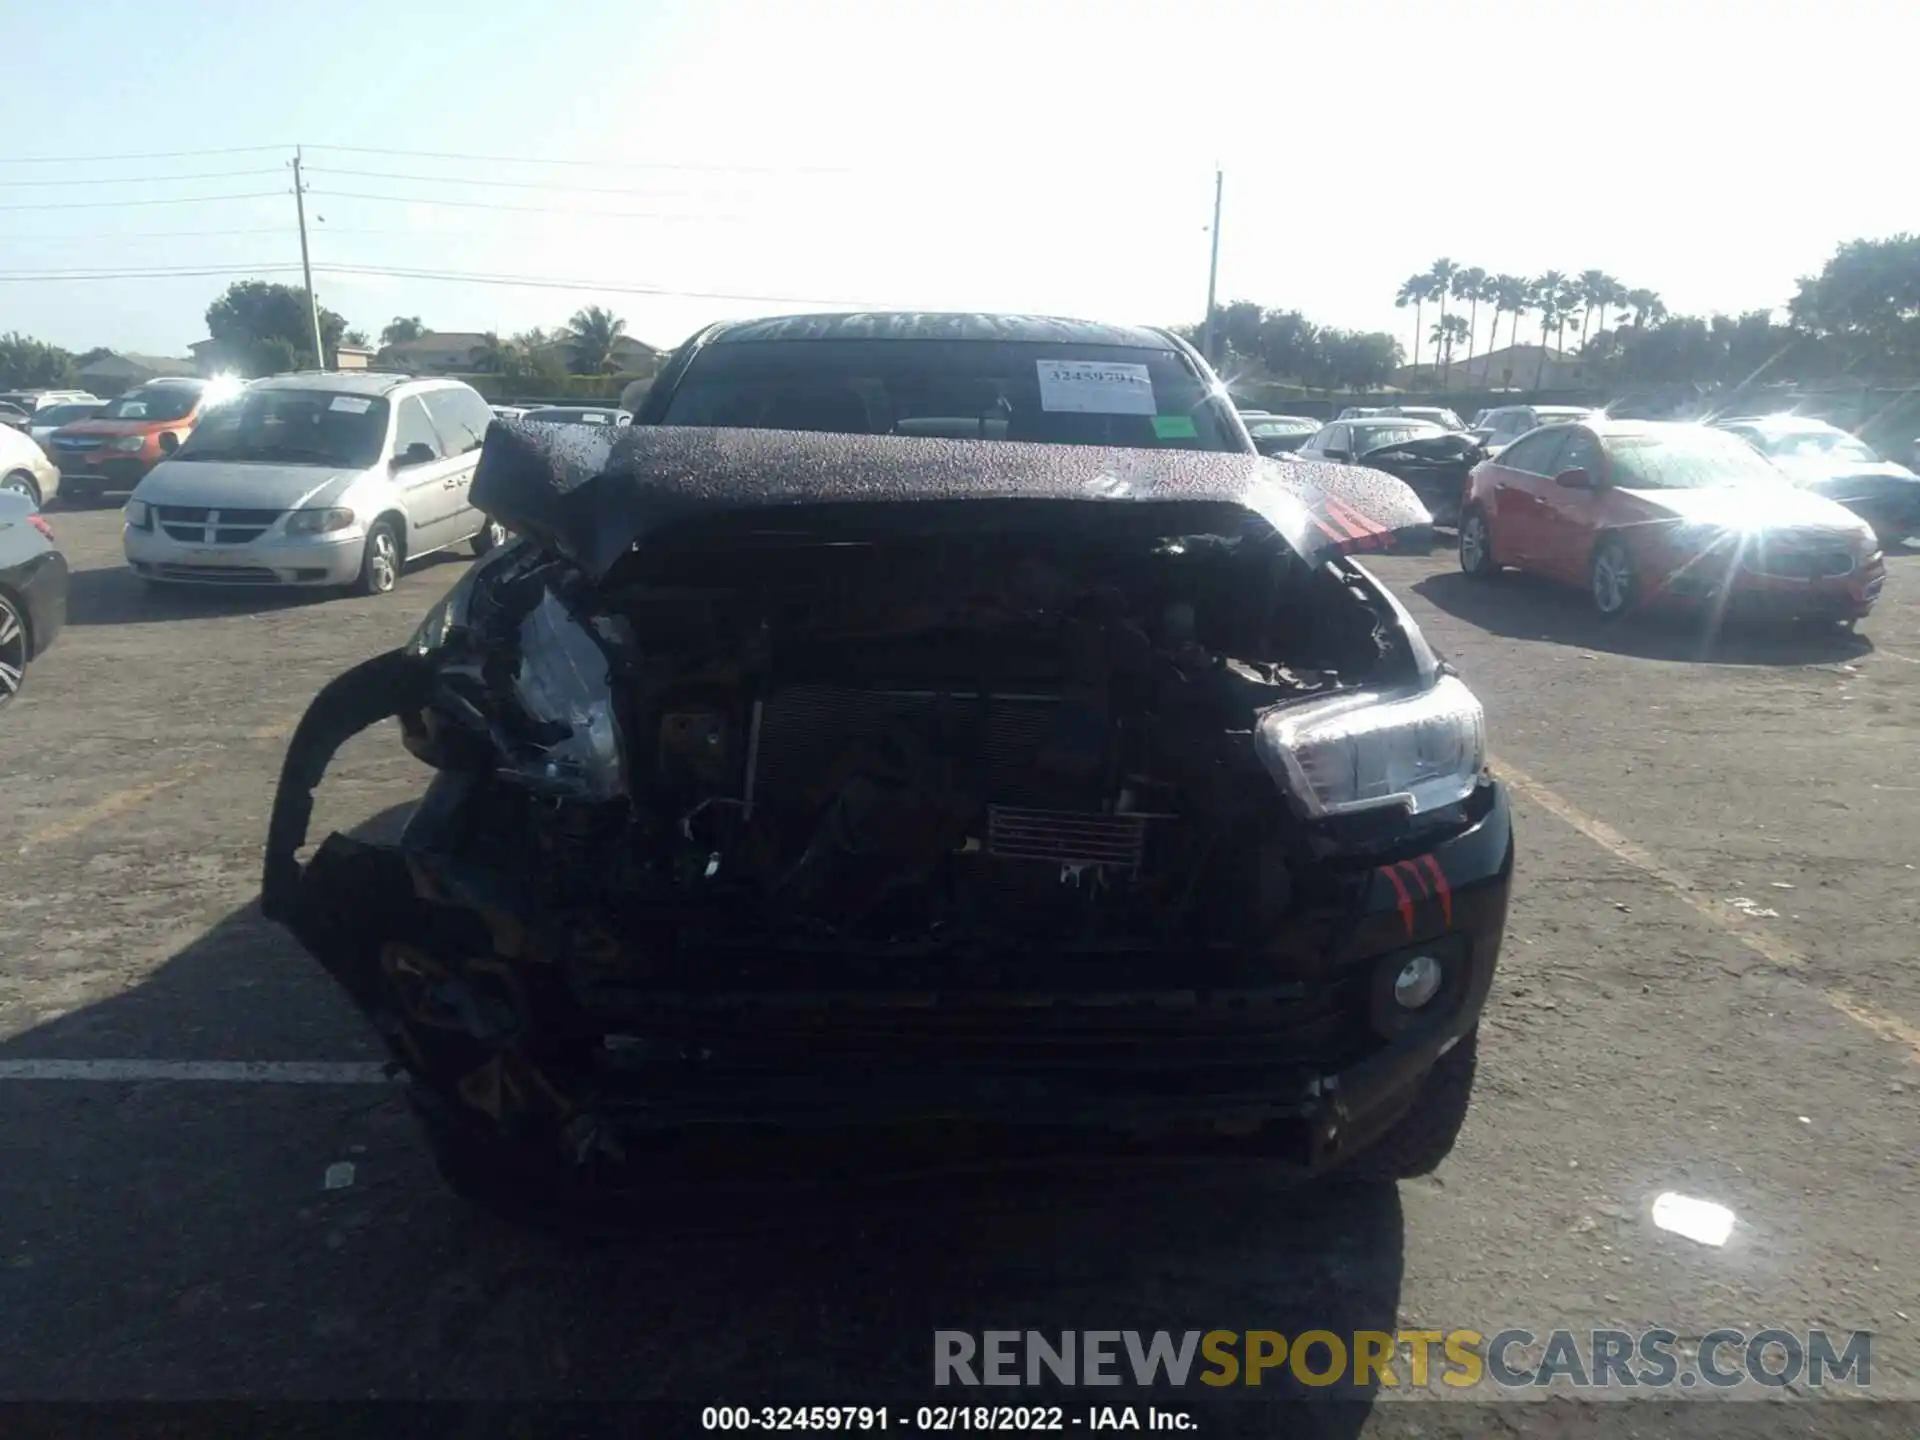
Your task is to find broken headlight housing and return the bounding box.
[1256,674,1486,818]
[407,568,480,657]
[501,590,627,802]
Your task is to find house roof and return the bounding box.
[381,332,491,353]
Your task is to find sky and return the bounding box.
[3,0,1912,361]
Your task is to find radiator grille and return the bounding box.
[987,806,1147,872]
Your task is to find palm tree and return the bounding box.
[1624,287,1667,329]
[1395,275,1429,371]
[564,305,628,374]
[1426,257,1461,344]
[1532,273,1570,387]
[1485,275,1527,381]
[1575,270,1615,351]
[1429,315,1471,382]
[467,331,513,374]
[1451,266,1488,384]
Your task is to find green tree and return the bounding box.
[1788,234,1920,375]
[467,332,513,374]
[342,329,370,348]
[0,333,77,389]
[204,280,347,376]
[1452,266,1488,379]
[1256,309,1319,382]
[503,328,569,389]
[380,316,428,347]
[1322,330,1401,392]
[564,305,628,374]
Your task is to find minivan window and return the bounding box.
[37,403,104,427]
[101,386,200,422]
[394,396,444,460]
[421,387,492,454]
[660,339,1241,452]
[172,389,391,469]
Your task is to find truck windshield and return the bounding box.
[660,339,1244,453]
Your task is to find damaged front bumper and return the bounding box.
[264,650,1513,1182]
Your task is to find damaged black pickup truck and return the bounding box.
[263,422,1512,1215]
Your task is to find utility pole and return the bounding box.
[292,147,326,369]
[1199,167,1223,366]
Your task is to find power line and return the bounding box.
[0,226,380,242]
[0,167,285,187]
[303,143,846,175]
[0,143,290,165]
[310,263,886,307]
[304,165,761,197]
[0,258,887,307]
[306,188,745,221]
[0,191,284,212]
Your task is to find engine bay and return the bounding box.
[436,516,1406,962]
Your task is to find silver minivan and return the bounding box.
[124,372,508,595]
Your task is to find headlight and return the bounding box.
[1667,522,1733,553]
[108,436,147,453]
[284,507,356,535]
[1256,674,1486,818]
[124,499,152,530]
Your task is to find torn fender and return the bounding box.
[261,647,436,925]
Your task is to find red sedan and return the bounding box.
[1457,419,1886,623]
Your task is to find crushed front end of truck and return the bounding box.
[262,424,1512,1213]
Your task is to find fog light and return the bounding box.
[1394,954,1443,1009]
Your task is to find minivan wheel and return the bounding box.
[1458,506,1499,579]
[1589,536,1637,619]
[0,592,30,710]
[354,520,402,597]
[1339,1027,1479,1181]
[1,471,38,505]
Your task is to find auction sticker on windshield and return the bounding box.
[1036,360,1156,415]
[329,396,372,414]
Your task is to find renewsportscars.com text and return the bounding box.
[933,1328,1871,1391]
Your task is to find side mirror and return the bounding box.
[1324,448,1350,462]
[158,431,180,455]
[392,441,437,470]
[1555,466,1593,489]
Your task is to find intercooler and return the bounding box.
[746,684,1150,871]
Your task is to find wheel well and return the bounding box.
[0,584,32,660]
[3,469,40,507]
[372,509,409,560]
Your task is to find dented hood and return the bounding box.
[470,422,1433,578]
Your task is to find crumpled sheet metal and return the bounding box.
[470,422,1433,581]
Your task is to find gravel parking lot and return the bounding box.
[3,506,1917,1430]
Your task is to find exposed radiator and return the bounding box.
[987,806,1148,873]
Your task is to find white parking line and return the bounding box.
[0,1060,390,1084]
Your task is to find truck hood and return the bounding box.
[1623,483,1870,533]
[470,423,1436,580]
[134,460,365,511]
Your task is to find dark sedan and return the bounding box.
[1245,415,1323,456]
[0,490,68,709]
[1716,416,1920,546]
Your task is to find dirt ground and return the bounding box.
[2,504,1916,1434]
